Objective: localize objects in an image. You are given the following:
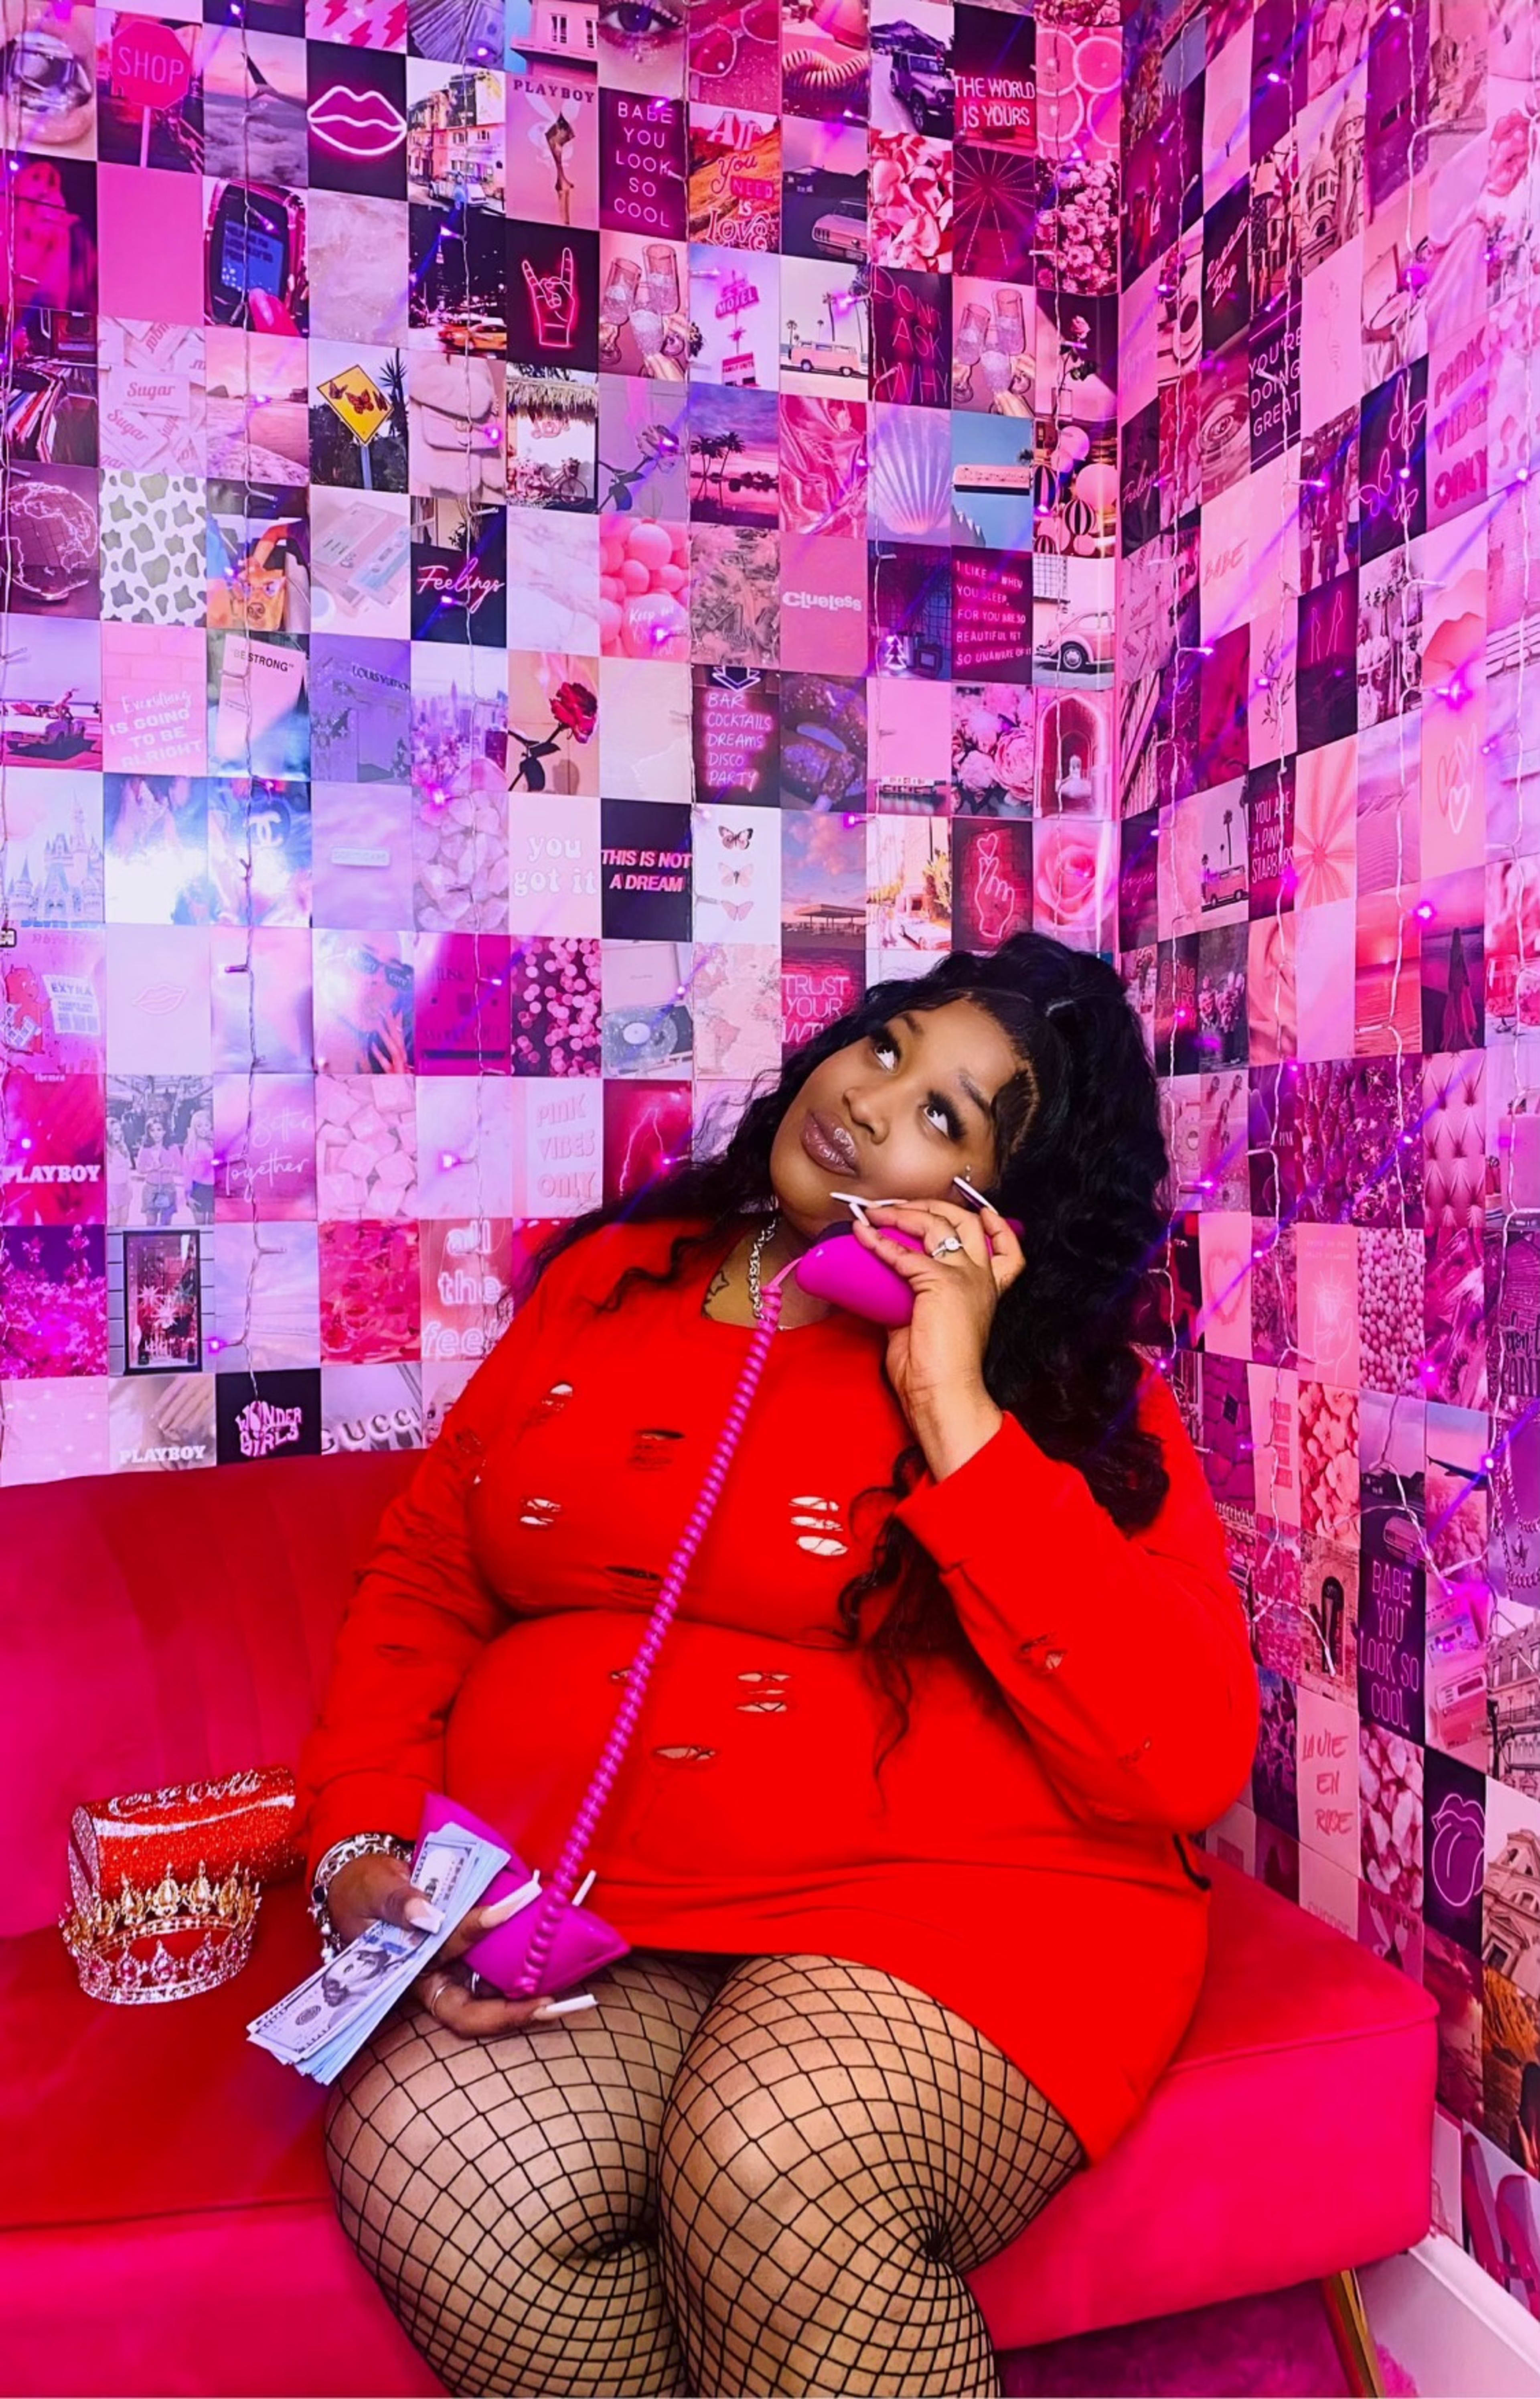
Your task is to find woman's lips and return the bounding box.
[307,84,408,158]
[800,1109,859,1171]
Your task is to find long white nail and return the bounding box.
[404,1897,443,1932]
[532,1993,597,2020]
[480,1875,542,1926]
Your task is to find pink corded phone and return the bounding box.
[421,1216,1020,2001]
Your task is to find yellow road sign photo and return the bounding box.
[317,365,391,445]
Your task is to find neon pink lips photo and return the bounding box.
[308,84,407,158]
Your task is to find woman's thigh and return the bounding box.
[655,1955,1084,2395]
[324,1945,742,2249]
[322,1947,740,2392]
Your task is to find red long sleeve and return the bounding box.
[893,1372,1259,1836]
[296,1233,607,1884]
[290,1217,1260,2157]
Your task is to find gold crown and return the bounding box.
[60,1859,262,2005]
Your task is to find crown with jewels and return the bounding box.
[57,1764,296,2007]
[61,1859,262,2005]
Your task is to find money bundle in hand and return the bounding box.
[247,1821,519,2083]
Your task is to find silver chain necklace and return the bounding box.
[747,1210,779,1323]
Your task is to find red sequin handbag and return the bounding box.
[60,1765,302,2006]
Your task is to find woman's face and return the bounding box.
[769,997,1024,1238]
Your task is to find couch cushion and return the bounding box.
[969,1857,1438,2348]
[0,2202,447,2399]
[2,1856,1434,2358]
[0,1450,414,1937]
[0,1879,336,2234]
[0,1877,447,2399]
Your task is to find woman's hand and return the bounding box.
[371,1008,410,1076]
[850,1198,1024,1470]
[326,1851,585,2038]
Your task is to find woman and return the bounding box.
[314,934,413,1075]
[299,931,1259,2399]
[134,1113,183,1229]
[181,1104,216,1226]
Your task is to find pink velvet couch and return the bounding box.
[1,1451,1437,2397]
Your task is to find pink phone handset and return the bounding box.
[792,1216,1027,1326]
[788,1224,931,1325]
[440,1206,1019,2001]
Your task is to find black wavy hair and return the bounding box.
[531,930,1175,1774]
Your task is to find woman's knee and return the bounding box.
[655,1953,1081,2285]
[324,1951,729,2269]
[656,1959,869,2267]
[324,2024,481,2263]
[321,2011,691,2399]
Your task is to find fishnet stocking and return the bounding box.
[324,1948,739,2397]
[657,1956,1083,2399]
[324,1948,1082,2399]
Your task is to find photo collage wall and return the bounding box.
[5,0,1540,2297]
[1119,0,1540,2298]
[0,0,1119,1480]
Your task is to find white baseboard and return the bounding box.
[1360,2233,1540,2397]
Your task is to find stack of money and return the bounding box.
[247,1821,529,2084]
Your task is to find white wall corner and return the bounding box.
[1360,2232,1540,2398]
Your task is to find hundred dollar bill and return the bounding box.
[247,1823,509,2079]
[298,1830,520,2083]
[247,1825,503,2070]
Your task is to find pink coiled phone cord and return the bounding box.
[508,1271,788,1996]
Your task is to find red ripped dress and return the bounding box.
[298,1216,1259,2161]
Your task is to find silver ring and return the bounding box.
[931,1234,965,1257]
[466,1970,485,1998]
[424,1971,451,2015]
